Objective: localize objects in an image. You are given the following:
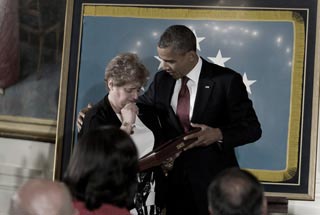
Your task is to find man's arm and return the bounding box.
[220,72,262,149]
[184,72,261,151]
[138,78,157,107]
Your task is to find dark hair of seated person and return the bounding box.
[208,167,265,215]
[63,126,138,211]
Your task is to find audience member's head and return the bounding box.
[64,126,138,211]
[10,179,76,215]
[208,167,267,215]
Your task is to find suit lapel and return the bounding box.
[163,76,176,106]
[103,95,122,126]
[191,60,215,122]
[164,77,184,132]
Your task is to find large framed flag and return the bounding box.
[55,0,320,200]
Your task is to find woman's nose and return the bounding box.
[132,91,139,100]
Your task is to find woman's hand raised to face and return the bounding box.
[120,103,139,134]
[120,102,139,125]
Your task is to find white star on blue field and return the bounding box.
[155,31,257,95]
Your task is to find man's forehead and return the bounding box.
[157,49,178,62]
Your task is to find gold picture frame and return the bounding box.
[55,0,320,200]
[0,0,65,142]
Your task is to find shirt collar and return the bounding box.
[186,56,202,83]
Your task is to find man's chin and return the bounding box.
[169,73,180,79]
[165,70,181,79]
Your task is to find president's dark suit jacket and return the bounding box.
[138,58,262,215]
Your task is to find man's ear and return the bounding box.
[187,50,198,62]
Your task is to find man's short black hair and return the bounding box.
[158,25,197,53]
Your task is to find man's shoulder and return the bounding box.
[202,60,241,79]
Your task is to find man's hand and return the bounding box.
[76,103,92,132]
[183,123,223,151]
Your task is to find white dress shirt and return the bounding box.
[170,57,202,120]
[116,113,154,158]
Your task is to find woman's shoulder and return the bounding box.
[87,95,109,113]
[85,95,114,119]
[79,95,119,137]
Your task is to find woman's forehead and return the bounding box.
[123,82,142,88]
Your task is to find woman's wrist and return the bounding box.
[120,121,135,134]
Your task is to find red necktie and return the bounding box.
[176,76,190,133]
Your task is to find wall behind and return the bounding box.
[0,137,54,215]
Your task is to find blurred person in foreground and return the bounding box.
[208,167,267,215]
[78,53,166,214]
[10,178,77,215]
[64,126,139,215]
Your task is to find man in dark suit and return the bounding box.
[138,25,262,215]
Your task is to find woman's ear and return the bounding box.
[107,79,113,90]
